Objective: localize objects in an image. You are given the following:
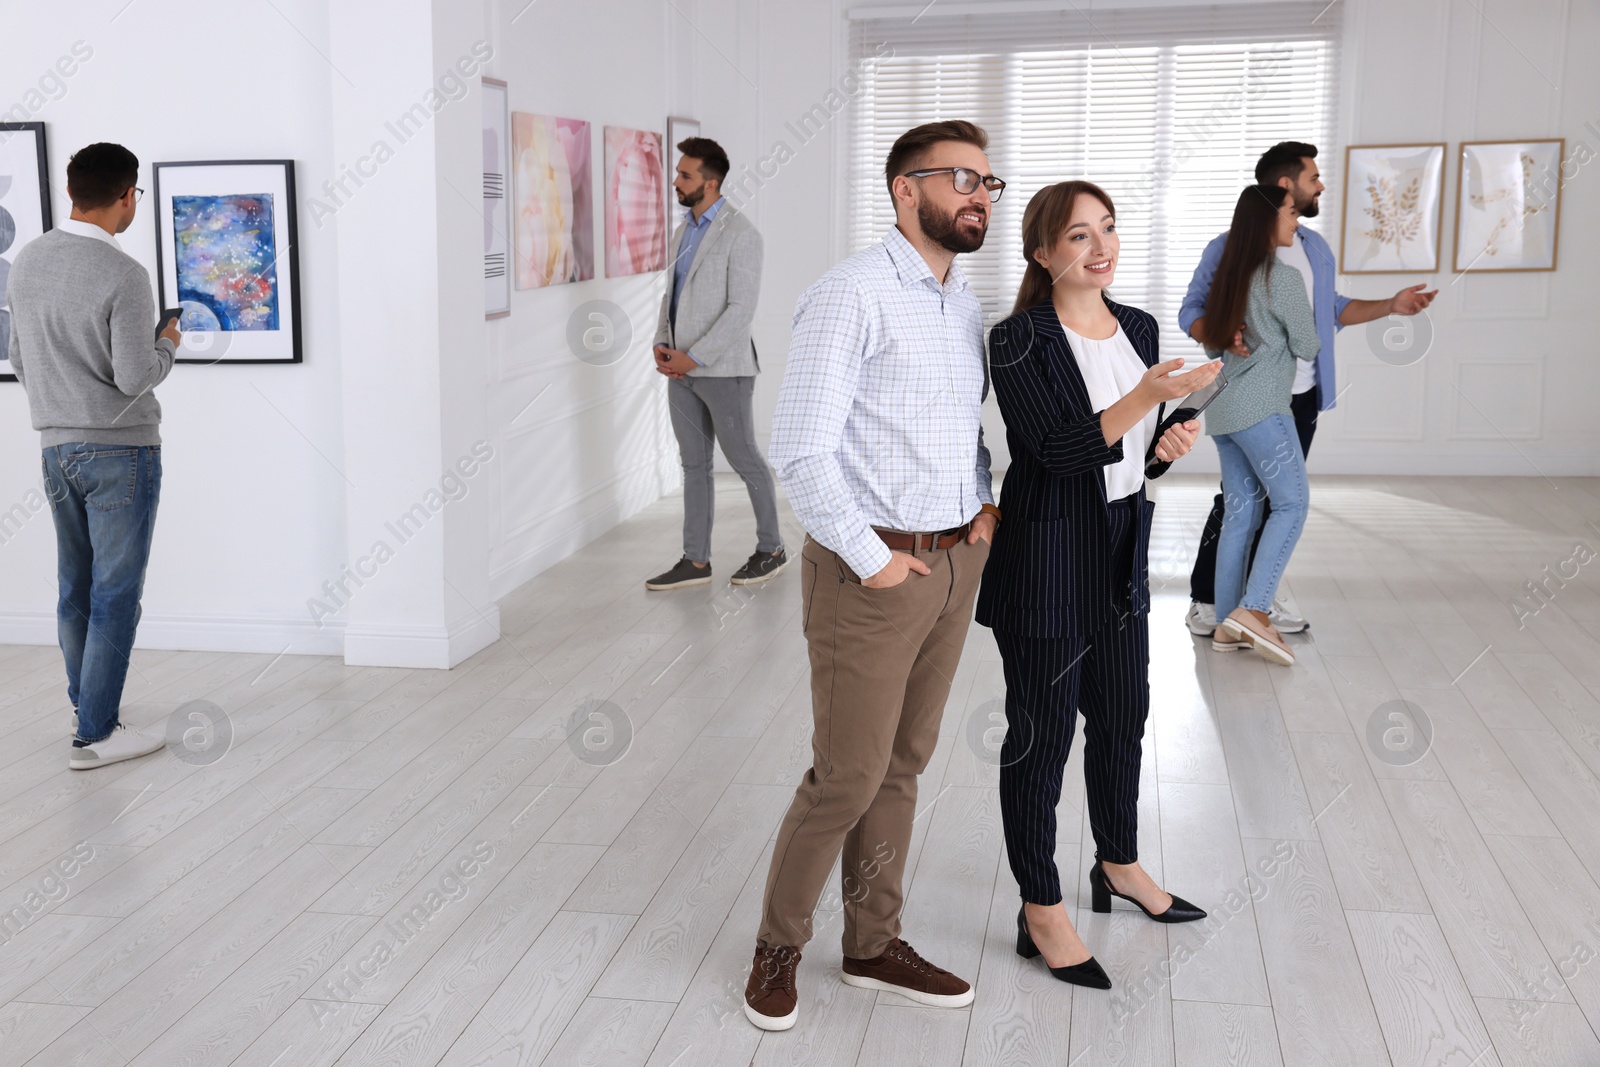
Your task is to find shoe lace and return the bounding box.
[756,946,798,989]
[887,939,937,976]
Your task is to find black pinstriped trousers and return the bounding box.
[993,498,1150,906]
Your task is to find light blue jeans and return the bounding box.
[1212,413,1307,620]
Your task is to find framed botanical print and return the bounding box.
[153,159,303,364]
[0,122,54,382]
[1339,143,1446,273]
[1453,139,1564,273]
[482,78,510,318]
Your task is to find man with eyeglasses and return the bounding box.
[7,142,177,770]
[743,120,1003,1031]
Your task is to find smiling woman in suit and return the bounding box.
[977,181,1218,990]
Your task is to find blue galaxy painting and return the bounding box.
[172,193,279,331]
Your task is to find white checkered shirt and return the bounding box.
[770,226,994,579]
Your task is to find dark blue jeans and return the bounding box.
[42,444,162,743]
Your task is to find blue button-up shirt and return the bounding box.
[670,196,725,328]
[1178,226,1351,411]
[769,226,994,579]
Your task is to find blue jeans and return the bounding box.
[41,444,162,743]
[1213,414,1307,620]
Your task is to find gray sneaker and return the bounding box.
[731,549,788,586]
[1269,598,1309,634]
[646,557,713,591]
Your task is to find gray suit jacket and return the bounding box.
[653,203,762,377]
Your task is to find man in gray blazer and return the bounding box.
[648,137,786,590]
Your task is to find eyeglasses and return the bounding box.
[128,187,144,203]
[903,167,1006,203]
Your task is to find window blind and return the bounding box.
[847,2,1341,358]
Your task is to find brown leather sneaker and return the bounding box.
[841,938,974,1007]
[744,944,801,1031]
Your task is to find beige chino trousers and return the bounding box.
[757,530,988,958]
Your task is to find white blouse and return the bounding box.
[1061,323,1154,501]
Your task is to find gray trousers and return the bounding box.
[667,374,783,563]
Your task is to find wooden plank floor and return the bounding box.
[4,473,1600,1065]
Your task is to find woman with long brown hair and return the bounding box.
[977,181,1217,989]
[1195,184,1319,665]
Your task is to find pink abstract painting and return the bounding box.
[604,126,667,277]
[512,113,593,289]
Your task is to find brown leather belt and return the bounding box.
[874,523,971,552]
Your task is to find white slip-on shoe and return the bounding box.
[69,724,165,770]
[1185,602,1217,636]
[1222,609,1295,666]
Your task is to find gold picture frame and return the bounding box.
[1338,143,1446,274]
[1451,138,1564,274]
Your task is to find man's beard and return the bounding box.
[919,199,987,254]
[676,185,705,209]
[1297,191,1320,218]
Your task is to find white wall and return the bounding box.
[0,0,348,654]
[478,0,853,596]
[479,0,681,598]
[1318,0,1597,476]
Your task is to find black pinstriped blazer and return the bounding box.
[975,296,1169,640]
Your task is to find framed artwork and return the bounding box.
[0,122,53,383]
[512,113,593,289]
[153,160,303,364]
[482,78,510,318]
[1339,143,1445,273]
[604,126,667,278]
[1453,139,1564,273]
[665,116,699,224]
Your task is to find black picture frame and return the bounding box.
[0,121,54,383]
[152,159,303,365]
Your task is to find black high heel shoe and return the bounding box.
[1089,862,1207,923]
[1015,905,1111,989]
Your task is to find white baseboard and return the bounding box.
[0,610,346,656]
[342,606,501,670]
[489,457,676,600]
[1301,453,1600,477]
[0,604,500,667]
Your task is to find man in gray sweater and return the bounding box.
[7,142,179,769]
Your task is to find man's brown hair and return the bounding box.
[677,137,730,184]
[883,120,988,198]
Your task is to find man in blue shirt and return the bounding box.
[1178,142,1436,636]
[647,137,785,591]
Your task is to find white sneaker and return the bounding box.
[1186,602,1218,636]
[1269,598,1308,634]
[69,724,165,770]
